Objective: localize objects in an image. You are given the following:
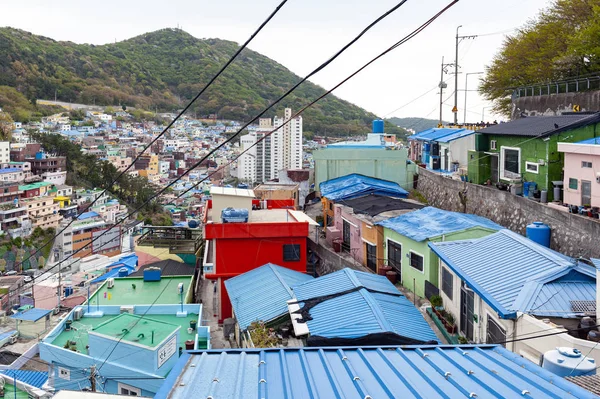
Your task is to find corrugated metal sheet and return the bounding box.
[225,264,313,330]
[157,346,598,399]
[10,308,52,322]
[577,137,600,145]
[478,113,600,137]
[376,206,502,242]
[319,174,408,201]
[408,127,465,142]
[429,230,578,318]
[0,370,48,389]
[435,128,476,143]
[291,269,437,342]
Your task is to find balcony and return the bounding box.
[137,226,204,255]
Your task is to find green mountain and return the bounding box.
[0,27,406,137]
[386,117,444,133]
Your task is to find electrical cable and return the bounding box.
[11,0,290,281]
[5,0,415,301]
[174,1,460,201]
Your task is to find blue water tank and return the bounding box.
[188,220,199,229]
[542,347,596,377]
[221,208,249,223]
[526,221,551,247]
[35,151,44,160]
[118,268,129,277]
[423,143,431,152]
[237,183,249,189]
[64,286,73,297]
[372,119,384,133]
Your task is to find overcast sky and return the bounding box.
[1,0,550,126]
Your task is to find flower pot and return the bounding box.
[190,320,197,330]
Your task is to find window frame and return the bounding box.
[282,244,301,262]
[525,161,539,174]
[500,146,521,180]
[408,250,425,273]
[58,367,70,380]
[569,177,578,190]
[582,161,593,168]
[118,382,141,396]
[486,313,507,348]
[441,267,454,300]
[386,239,402,273]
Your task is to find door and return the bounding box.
[582,180,592,206]
[387,240,402,279]
[342,220,351,252]
[366,243,377,272]
[460,281,475,341]
[444,148,449,171]
[491,154,499,183]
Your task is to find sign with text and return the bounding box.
[157,335,177,369]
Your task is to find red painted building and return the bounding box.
[202,187,316,322]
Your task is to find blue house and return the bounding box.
[429,229,597,361]
[288,268,439,345]
[155,345,597,399]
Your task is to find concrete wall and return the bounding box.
[308,238,371,276]
[417,167,600,258]
[513,90,600,119]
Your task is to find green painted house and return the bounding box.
[467,113,600,200]
[376,207,502,298]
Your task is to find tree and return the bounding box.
[122,104,127,111]
[0,112,13,140]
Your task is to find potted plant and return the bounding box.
[444,313,456,334]
[429,295,443,318]
[458,336,469,344]
[189,319,197,330]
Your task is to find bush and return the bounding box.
[445,312,455,326]
[458,336,469,344]
[430,295,443,308]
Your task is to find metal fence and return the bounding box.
[514,75,600,98]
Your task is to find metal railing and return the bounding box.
[514,74,600,98]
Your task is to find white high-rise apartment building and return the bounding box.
[237,109,302,184]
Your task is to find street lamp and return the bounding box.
[482,106,489,122]
[464,72,483,124]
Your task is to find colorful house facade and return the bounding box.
[558,137,600,207]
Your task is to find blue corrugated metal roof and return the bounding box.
[77,211,100,220]
[435,128,476,143]
[577,137,600,144]
[291,269,438,342]
[0,330,17,342]
[0,370,48,389]
[10,308,52,322]
[429,230,581,319]
[155,346,598,399]
[225,264,314,330]
[408,127,465,142]
[90,264,136,284]
[376,206,502,242]
[0,168,22,174]
[319,174,408,201]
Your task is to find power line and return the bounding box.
[173,0,460,201]
[11,0,290,281]
[5,0,415,301]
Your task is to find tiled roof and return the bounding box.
[478,113,600,137]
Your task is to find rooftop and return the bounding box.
[129,259,194,278]
[376,206,502,242]
[88,276,193,306]
[90,313,178,348]
[156,345,597,399]
[478,113,600,137]
[337,194,424,217]
[0,168,22,174]
[254,183,299,191]
[225,264,314,331]
[428,229,589,319]
[210,186,254,198]
[408,127,467,142]
[320,174,408,201]
[577,137,600,145]
[18,181,52,190]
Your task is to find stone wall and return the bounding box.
[512,90,600,119]
[416,167,600,258]
[308,238,371,276]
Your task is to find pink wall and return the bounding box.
[333,205,364,264]
[560,143,600,207]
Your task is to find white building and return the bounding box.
[273,108,303,176]
[237,133,257,182]
[0,142,9,164]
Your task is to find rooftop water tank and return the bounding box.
[542,347,596,377]
[118,268,129,277]
[526,222,551,248]
[221,208,249,223]
[143,267,161,282]
[188,220,199,229]
[372,119,384,134]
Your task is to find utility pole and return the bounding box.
[89,365,96,392]
[438,57,453,126]
[453,26,478,125]
[463,72,483,124]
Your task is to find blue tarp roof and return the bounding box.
[10,308,52,322]
[225,264,314,330]
[156,346,597,399]
[77,211,100,220]
[577,137,600,145]
[408,128,465,142]
[428,229,589,319]
[319,174,408,201]
[376,206,502,242]
[90,254,138,284]
[291,269,438,342]
[0,370,48,389]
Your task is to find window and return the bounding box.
[118,383,141,396]
[409,252,424,272]
[569,178,578,190]
[441,267,453,300]
[501,147,520,179]
[387,240,402,272]
[582,161,593,168]
[283,244,301,261]
[486,316,506,347]
[490,140,497,150]
[58,367,70,380]
[525,162,539,174]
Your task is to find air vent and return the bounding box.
[570,300,596,313]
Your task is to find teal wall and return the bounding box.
[382,226,497,298]
[468,123,600,200]
[313,148,413,192]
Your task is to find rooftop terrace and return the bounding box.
[88,276,193,306]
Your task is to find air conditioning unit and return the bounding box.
[120,305,134,314]
[9,336,17,344]
[53,307,60,315]
[73,308,83,321]
[107,278,115,289]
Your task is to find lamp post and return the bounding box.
[464,72,483,124]
[453,25,462,125]
[482,106,489,122]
